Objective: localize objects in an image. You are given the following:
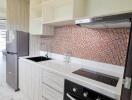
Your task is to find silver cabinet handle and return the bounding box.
[66,93,76,100]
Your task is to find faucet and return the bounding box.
[45,51,48,58]
[44,44,52,58]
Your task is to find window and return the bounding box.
[0,29,6,51]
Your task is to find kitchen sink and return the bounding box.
[26,56,52,62]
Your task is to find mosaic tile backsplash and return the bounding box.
[41,25,130,66]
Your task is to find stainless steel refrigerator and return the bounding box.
[6,30,29,91]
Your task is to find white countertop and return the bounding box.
[19,57,123,100]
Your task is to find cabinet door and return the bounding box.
[42,84,63,100]
[73,0,86,18]
[19,59,41,100]
[42,70,64,93]
[43,24,54,36]
[29,20,54,35]
[29,19,42,35]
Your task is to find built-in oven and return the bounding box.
[64,79,115,100]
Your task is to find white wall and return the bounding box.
[29,35,41,56]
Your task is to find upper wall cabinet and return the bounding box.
[29,0,54,35]
[42,0,87,26]
[30,0,42,19]
[30,0,132,34]
[84,0,132,17]
[42,0,132,26]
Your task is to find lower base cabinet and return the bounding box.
[19,59,42,100]
[41,69,64,100]
[41,84,63,100]
[19,59,64,100]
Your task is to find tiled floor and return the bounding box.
[0,52,29,100]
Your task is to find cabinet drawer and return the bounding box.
[42,84,63,100]
[42,70,64,93]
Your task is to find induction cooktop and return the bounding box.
[73,68,119,87]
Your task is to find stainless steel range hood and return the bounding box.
[75,12,132,28]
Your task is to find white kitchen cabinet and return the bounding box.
[19,59,64,100]
[29,0,54,35]
[19,59,41,100]
[29,18,54,35]
[42,0,87,26]
[29,19,43,35]
[41,0,132,26]
[42,0,73,24]
[41,69,64,100]
[42,84,63,100]
[29,0,42,35]
[29,0,132,28]
[85,0,132,17]
[41,69,64,93]
[43,24,54,36]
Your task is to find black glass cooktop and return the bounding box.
[73,68,119,87]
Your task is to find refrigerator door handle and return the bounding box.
[6,31,12,43]
[7,52,17,55]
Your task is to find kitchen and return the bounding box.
[0,0,132,100]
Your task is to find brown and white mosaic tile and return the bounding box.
[41,25,129,66]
